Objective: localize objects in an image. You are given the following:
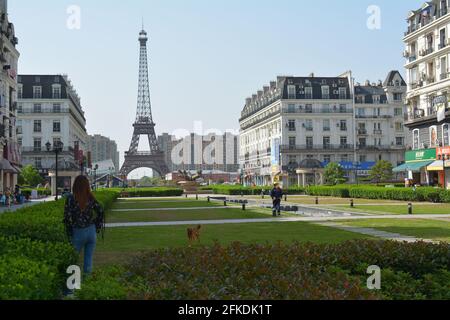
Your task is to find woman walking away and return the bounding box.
[64,175,105,276]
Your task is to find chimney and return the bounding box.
[378,80,382,86]
[309,72,315,78]
[257,90,263,98]
[245,98,252,105]
[365,80,370,86]
[252,94,257,101]
[263,86,270,94]
[270,81,277,89]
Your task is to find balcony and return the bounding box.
[18,107,69,115]
[440,72,449,81]
[373,130,383,135]
[283,107,353,114]
[357,129,367,135]
[21,146,74,154]
[280,144,353,152]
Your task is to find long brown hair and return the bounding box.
[73,175,94,211]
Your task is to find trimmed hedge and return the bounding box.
[121,187,183,197]
[306,185,450,203]
[206,185,306,196]
[21,188,52,198]
[0,189,120,300]
[77,240,450,300]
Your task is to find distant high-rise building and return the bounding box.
[87,134,120,173]
[0,0,21,192]
[158,132,239,173]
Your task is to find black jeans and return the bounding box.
[273,198,281,214]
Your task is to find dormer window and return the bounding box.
[17,85,22,99]
[33,86,42,99]
[287,85,296,99]
[52,85,61,99]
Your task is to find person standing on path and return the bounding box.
[270,184,283,217]
[63,175,105,276]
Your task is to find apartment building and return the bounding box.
[401,0,450,187]
[17,75,88,180]
[355,71,408,167]
[158,132,239,173]
[87,134,120,174]
[0,0,20,192]
[239,71,408,187]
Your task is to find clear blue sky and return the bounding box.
[9,0,423,169]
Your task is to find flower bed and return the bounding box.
[77,240,450,300]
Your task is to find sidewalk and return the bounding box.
[0,196,55,214]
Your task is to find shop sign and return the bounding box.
[405,148,436,162]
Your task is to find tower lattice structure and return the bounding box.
[120,29,169,178]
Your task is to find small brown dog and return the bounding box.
[187,225,202,243]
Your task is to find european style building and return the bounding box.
[239,71,408,187]
[401,0,450,187]
[0,0,20,193]
[17,75,88,180]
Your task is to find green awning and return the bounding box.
[393,160,435,173]
[393,163,408,173]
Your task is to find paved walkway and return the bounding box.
[314,222,436,243]
[105,213,450,228]
[111,206,231,212]
[0,196,55,214]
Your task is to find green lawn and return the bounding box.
[327,204,450,215]
[106,207,274,223]
[95,222,373,266]
[341,218,450,243]
[112,200,220,210]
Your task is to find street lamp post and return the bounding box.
[93,164,99,191]
[443,155,447,190]
[46,141,64,201]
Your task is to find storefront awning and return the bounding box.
[0,159,18,173]
[427,161,444,171]
[393,160,434,173]
[393,163,408,173]
[426,160,450,171]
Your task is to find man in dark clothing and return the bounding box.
[270,184,283,217]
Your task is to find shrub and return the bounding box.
[0,189,119,300]
[0,256,60,300]
[122,187,183,197]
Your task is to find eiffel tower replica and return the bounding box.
[120,28,169,179]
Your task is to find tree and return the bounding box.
[18,165,43,187]
[324,162,346,186]
[369,160,393,184]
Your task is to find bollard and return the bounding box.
[224,200,227,207]
[185,194,188,199]
[261,192,265,199]
[315,197,319,205]
[196,194,199,200]
[285,194,288,202]
[207,196,210,203]
[350,199,354,208]
[408,203,413,215]
[241,192,244,198]
[242,203,246,211]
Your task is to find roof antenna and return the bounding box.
[142,17,144,31]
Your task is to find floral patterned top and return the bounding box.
[63,194,105,238]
